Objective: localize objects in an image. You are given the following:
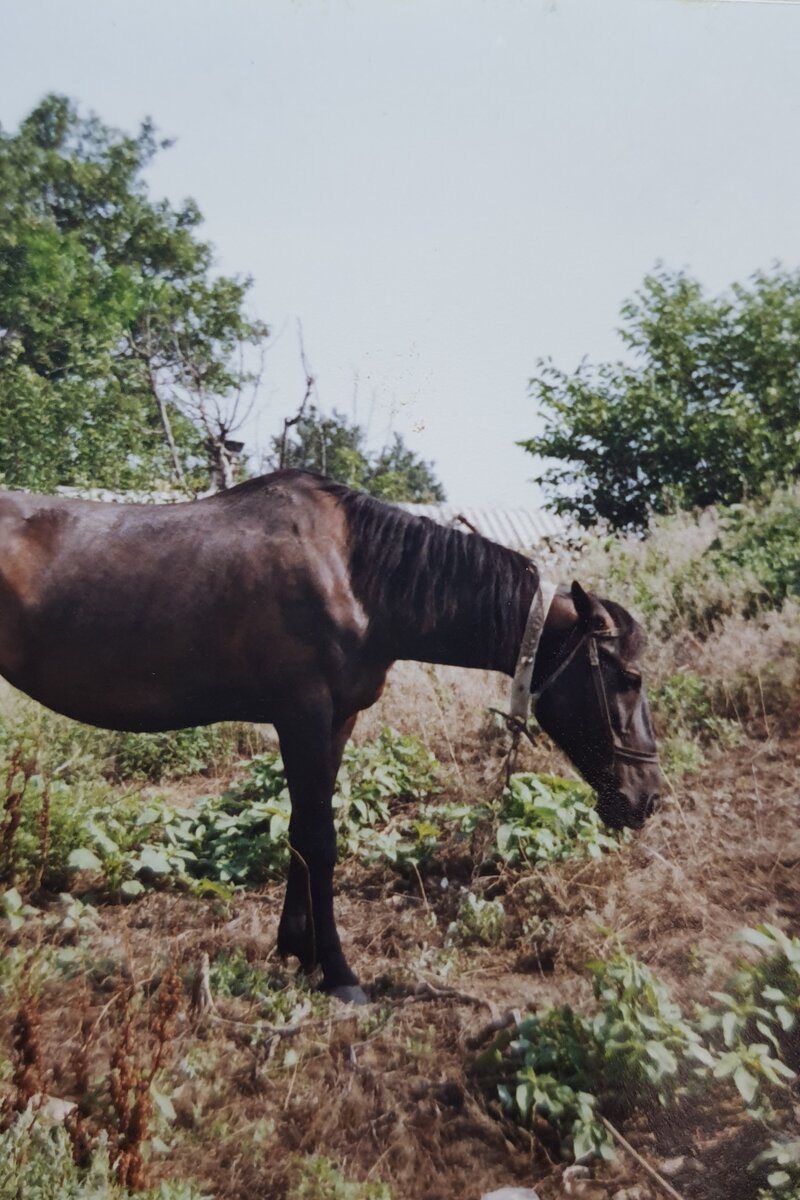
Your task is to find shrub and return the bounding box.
[711,487,800,611]
[584,485,800,638]
[483,929,798,1165]
[107,723,261,783]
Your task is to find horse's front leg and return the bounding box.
[276,709,365,1003]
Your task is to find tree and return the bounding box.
[273,405,445,502]
[0,95,267,494]
[519,268,800,530]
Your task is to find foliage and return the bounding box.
[755,1139,800,1199]
[0,1118,211,1200]
[0,94,267,494]
[521,267,800,529]
[447,891,505,947]
[107,724,260,783]
[487,930,798,1165]
[587,486,800,639]
[288,1155,392,1200]
[495,774,624,868]
[273,405,445,502]
[0,725,441,894]
[207,950,326,1030]
[710,487,800,611]
[494,1006,609,1163]
[700,924,800,1111]
[586,947,714,1105]
[651,672,711,736]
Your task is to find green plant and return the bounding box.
[651,672,711,737]
[108,723,260,783]
[496,774,625,868]
[0,1117,212,1200]
[486,930,799,1168]
[520,268,800,530]
[754,1139,800,1199]
[448,891,505,947]
[699,924,800,1110]
[586,947,714,1107]
[208,949,323,1026]
[491,1007,610,1162]
[658,736,705,779]
[712,489,800,610]
[288,1155,392,1200]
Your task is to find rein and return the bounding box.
[500,580,659,778]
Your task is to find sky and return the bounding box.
[3,0,800,506]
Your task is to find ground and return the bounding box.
[2,658,797,1200]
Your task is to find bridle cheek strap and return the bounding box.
[586,636,660,765]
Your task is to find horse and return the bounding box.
[0,469,660,1002]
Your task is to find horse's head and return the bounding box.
[532,581,661,829]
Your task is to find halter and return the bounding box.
[504,581,660,771]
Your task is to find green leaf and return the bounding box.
[67,847,102,871]
[120,879,145,897]
[721,1010,738,1047]
[775,1005,796,1032]
[135,846,172,875]
[735,926,779,952]
[645,1040,678,1077]
[150,1084,176,1122]
[733,1066,758,1105]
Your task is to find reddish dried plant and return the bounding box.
[10,999,44,1113]
[0,752,31,884]
[107,966,183,1191]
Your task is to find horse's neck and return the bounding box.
[358,524,538,674]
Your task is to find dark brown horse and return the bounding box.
[0,470,660,1001]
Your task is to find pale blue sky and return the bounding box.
[3,0,799,504]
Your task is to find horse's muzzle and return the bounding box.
[597,789,660,830]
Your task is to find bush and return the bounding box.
[288,1156,391,1200]
[0,729,443,896]
[481,929,798,1167]
[587,486,800,639]
[107,723,262,783]
[711,487,800,611]
[448,892,506,947]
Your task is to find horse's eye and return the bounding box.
[622,670,642,690]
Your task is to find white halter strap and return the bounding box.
[508,578,558,726]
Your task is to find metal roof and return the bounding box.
[396,502,566,552]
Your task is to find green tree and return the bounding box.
[0,94,267,494]
[520,268,800,530]
[273,405,445,502]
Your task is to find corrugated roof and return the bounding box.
[396,502,566,552]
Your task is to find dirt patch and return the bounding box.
[2,722,799,1199]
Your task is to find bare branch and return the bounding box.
[278,320,316,469]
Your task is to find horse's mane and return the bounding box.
[319,477,536,665]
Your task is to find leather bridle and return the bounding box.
[506,581,660,770]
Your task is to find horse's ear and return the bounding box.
[571,580,614,632]
[571,580,594,624]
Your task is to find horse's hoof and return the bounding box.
[329,984,369,1005]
